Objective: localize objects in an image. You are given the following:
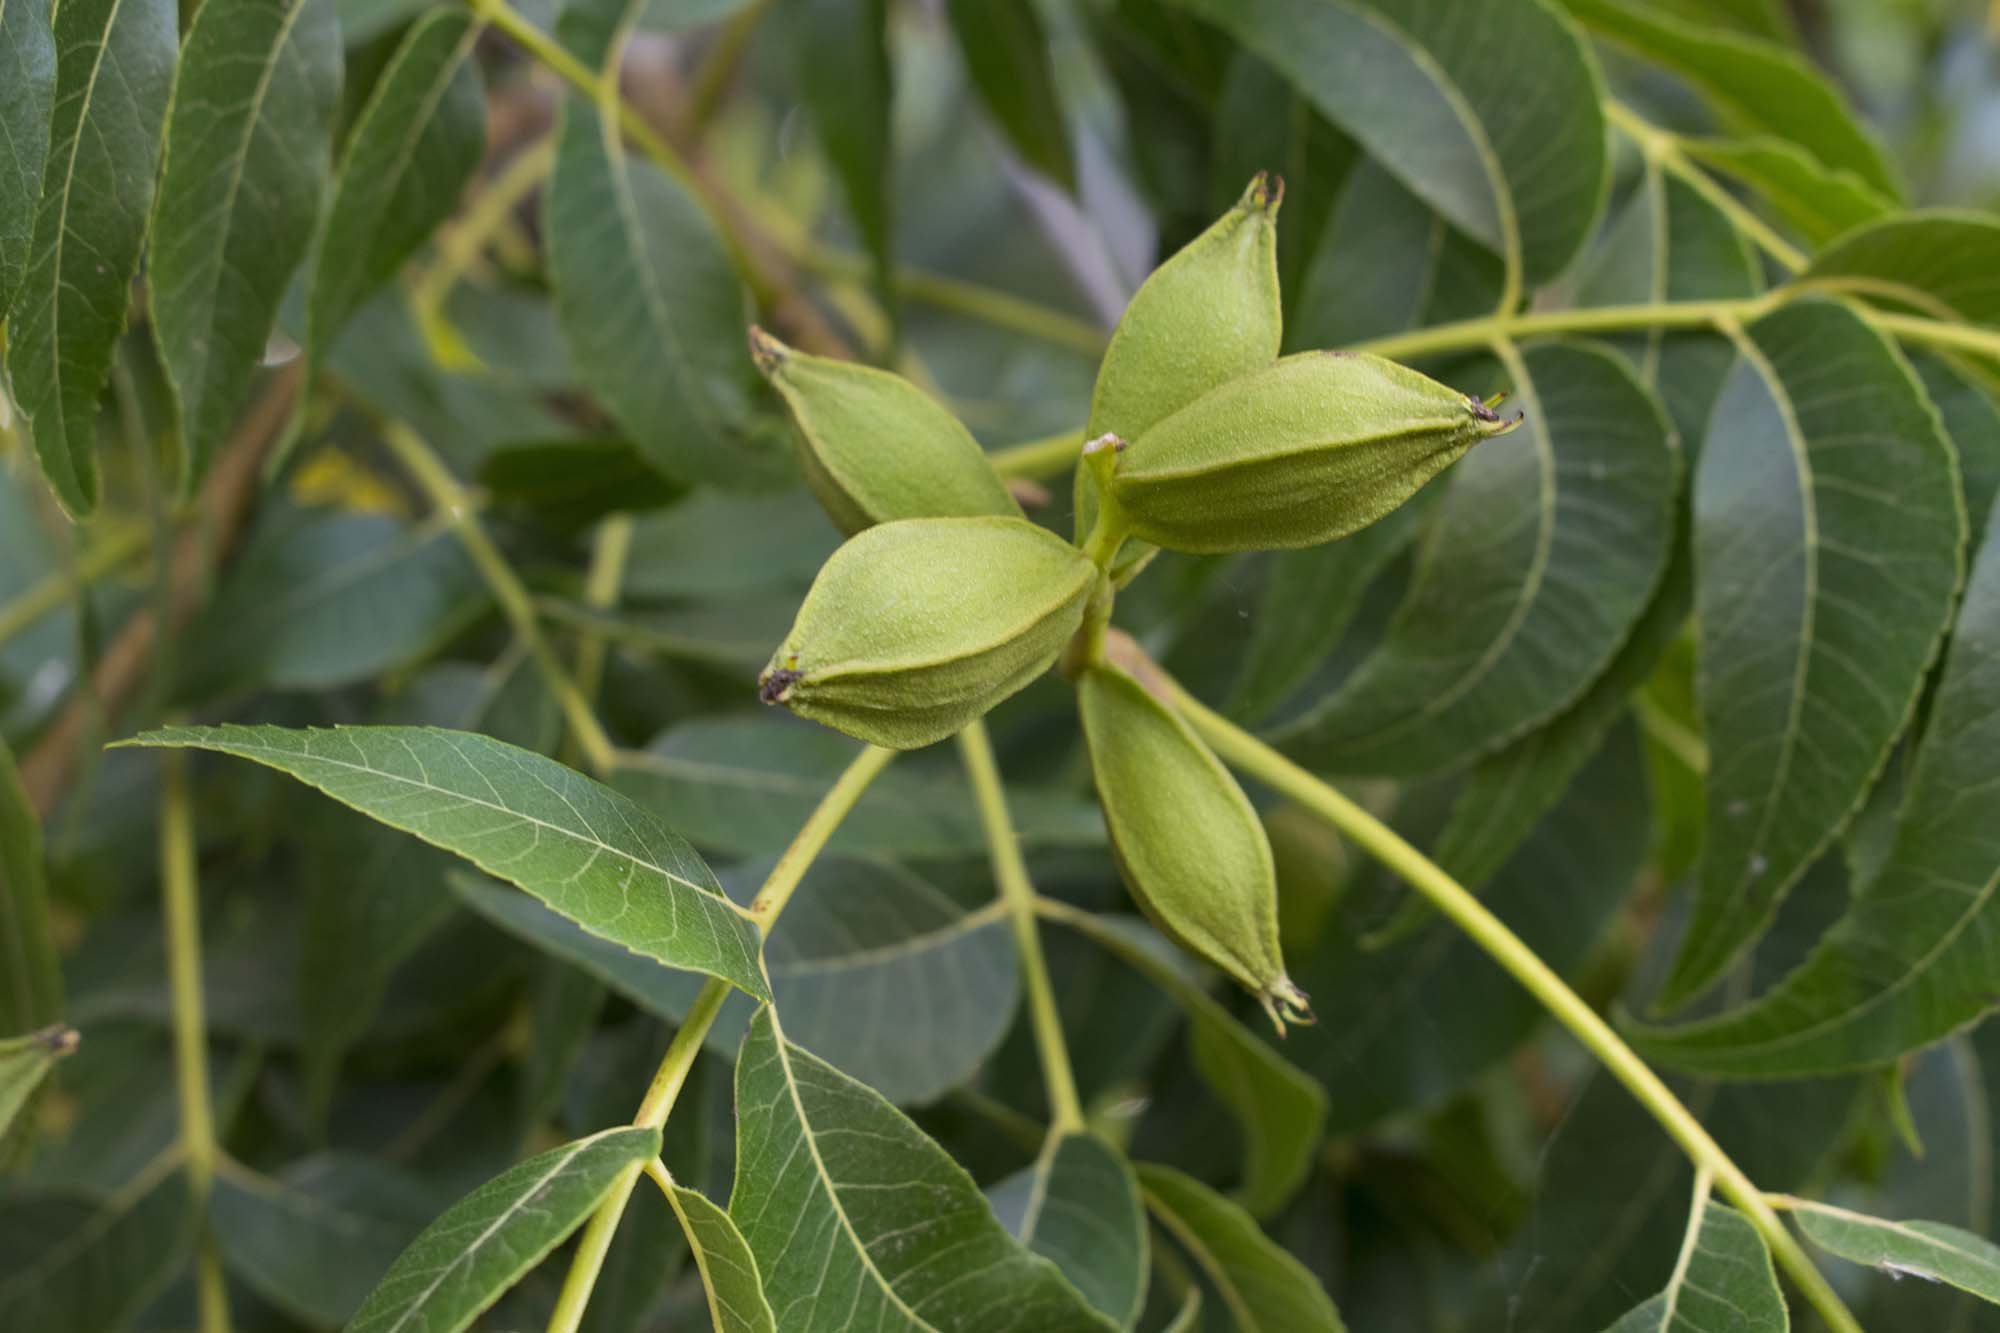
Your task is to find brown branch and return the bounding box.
[22,366,301,818]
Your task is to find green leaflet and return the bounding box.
[209,1155,435,1327]
[546,97,775,486]
[1429,536,1690,896]
[1042,908,1327,1219]
[1631,497,2000,1076]
[0,0,54,318]
[1564,0,1898,198]
[4,0,176,515]
[123,725,773,1002]
[728,1006,1117,1331]
[1598,1197,1787,1333]
[1288,156,1504,352]
[1680,136,1892,247]
[345,1127,661,1333]
[1173,0,1608,295]
[303,9,484,370]
[988,1132,1149,1328]
[0,735,60,1035]
[1793,1203,2000,1306]
[1662,299,1964,1008]
[1224,498,1425,726]
[780,0,893,320]
[1278,340,1676,776]
[182,507,484,699]
[664,1181,777,1333]
[0,1163,195,1330]
[457,854,1020,1106]
[1137,1164,1344,1332]
[1911,353,2000,546]
[1798,210,2000,326]
[148,0,341,491]
[945,0,1074,190]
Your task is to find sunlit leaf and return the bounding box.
[1599,1196,1787,1332]
[729,1006,1116,1330]
[1793,1203,2000,1306]
[124,725,773,1002]
[0,1024,74,1143]
[663,1180,776,1333]
[345,1127,661,1333]
[1680,136,1892,247]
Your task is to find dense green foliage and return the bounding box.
[8,1,2000,1330]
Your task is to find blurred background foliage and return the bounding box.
[7,0,2000,1330]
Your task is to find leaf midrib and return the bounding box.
[133,731,751,919]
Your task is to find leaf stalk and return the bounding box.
[544,742,897,1333]
[958,721,1086,1134]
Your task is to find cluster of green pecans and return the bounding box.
[752,174,1522,1032]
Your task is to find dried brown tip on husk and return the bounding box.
[746,325,789,376]
[1248,170,1285,213]
[758,667,802,705]
[1259,979,1316,1037]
